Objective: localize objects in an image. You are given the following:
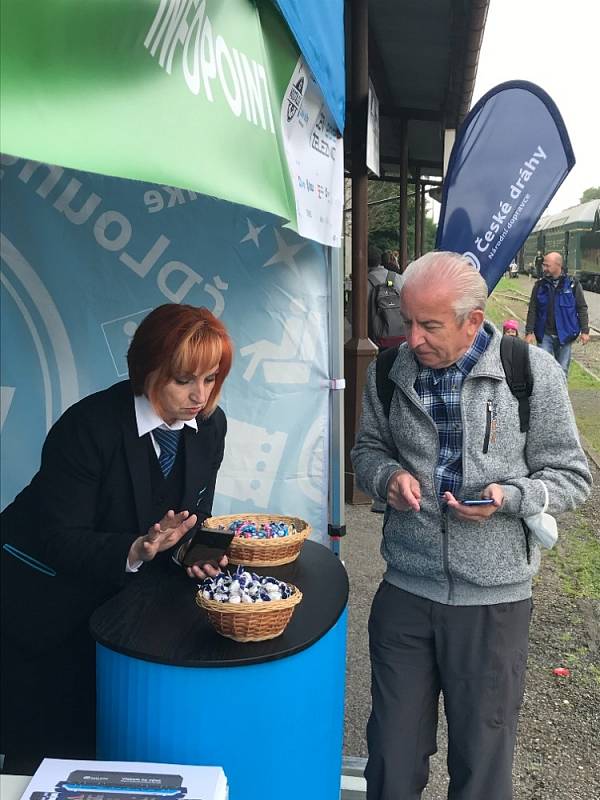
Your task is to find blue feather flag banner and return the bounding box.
[436,81,575,292]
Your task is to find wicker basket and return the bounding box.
[196,586,303,642]
[203,513,311,567]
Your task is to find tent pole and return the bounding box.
[327,245,345,556]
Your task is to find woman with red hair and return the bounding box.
[1,304,233,773]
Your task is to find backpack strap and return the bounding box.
[375,346,399,418]
[500,335,533,433]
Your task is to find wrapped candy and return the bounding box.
[223,519,297,539]
[198,564,294,604]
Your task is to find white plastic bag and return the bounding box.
[524,481,558,549]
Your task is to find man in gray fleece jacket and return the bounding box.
[351,252,591,800]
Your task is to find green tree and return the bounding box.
[580,186,600,204]
[367,180,437,257]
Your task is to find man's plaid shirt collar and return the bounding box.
[414,326,490,499]
[419,325,490,386]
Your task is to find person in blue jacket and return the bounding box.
[525,251,590,374]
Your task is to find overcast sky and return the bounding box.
[472,0,599,214]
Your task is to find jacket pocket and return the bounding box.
[448,516,538,587]
[1,545,96,655]
[2,543,57,576]
[483,400,492,454]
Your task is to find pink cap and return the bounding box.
[502,319,519,332]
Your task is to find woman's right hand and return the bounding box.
[128,510,198,566]
[185,554,228,581]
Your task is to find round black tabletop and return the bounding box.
[90,539,349,668]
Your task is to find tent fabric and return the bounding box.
[1,156,332,540]
[273,0,345,133]
[0,0,298,228]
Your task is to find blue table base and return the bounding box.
[97,609,347,799]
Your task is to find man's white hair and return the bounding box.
[401,251,488,322]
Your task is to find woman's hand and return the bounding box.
[185,554,228,581]
[128,510,198,566]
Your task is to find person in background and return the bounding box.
[534,250,544,279]
[367,246,405,515]
[352,251,591,800]
[1,304,233,774]
[502,318,520,336]
[525,251,589,375]
[382,249,402,275]
[367,244,384,279]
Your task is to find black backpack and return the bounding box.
[375,334,533,433]
[367,270,405,344]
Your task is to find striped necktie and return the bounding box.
[153,427,182,477]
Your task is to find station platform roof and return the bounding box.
[345,0,490,179]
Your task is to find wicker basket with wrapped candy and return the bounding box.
[195,565,302,642]
[202,513,310,567]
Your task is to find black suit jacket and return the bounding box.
[0,380,227,654]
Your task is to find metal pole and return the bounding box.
[420,181,426,254]
[414,167,422,259]
[350,0,368,342]
[398,118,409,271]
[344,0,376,504]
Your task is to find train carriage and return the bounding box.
[521,199,600,292]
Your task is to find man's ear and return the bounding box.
[466,309,484,336]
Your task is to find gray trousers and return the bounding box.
[366,581,532,800]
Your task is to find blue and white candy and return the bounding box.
[200,564,294,603]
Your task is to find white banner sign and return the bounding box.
[281,58,344,247]
[367,78,380,176]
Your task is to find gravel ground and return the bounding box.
[342,462,600,799]
[571,340,600,378]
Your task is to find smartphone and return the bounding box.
[181,526,234,567]
[459,498,495,506]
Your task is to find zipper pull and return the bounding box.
[483,399,493,454]
[489,400,497,444]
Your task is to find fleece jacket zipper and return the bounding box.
[483,399,493,454]
[400,384,454,602]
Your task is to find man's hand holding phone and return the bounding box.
[444,483,504,522]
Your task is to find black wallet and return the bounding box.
[181,526,234,567]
